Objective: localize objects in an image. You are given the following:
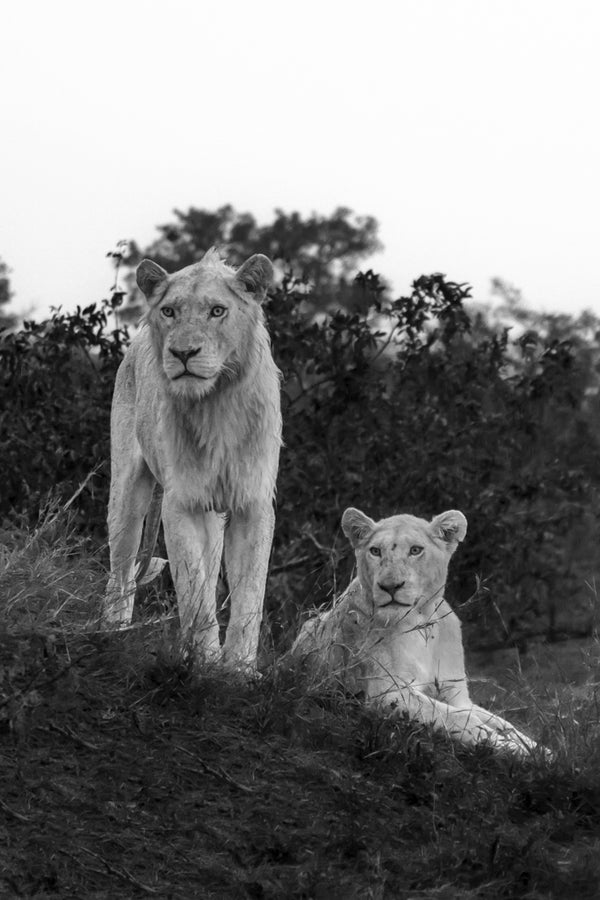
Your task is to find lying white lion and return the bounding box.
[291,507,541,756]
[104,249,281,669]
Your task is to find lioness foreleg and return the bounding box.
[379,688,533,756]
[161,498,224,660]
[466,703,538,754]
[222,502,275,668]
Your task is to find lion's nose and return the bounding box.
[378,580,406,598]
[170,347,201,364]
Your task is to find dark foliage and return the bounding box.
[2,208,599,647]
[119,205,383,324]
[0,257,17,331]
[266,270,600,646]
[126,204,381,282]
[0,298,127,535]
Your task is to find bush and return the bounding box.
[266,271,600,647]
[2,273,599,647]
[0,299,127,536]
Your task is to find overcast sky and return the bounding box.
[2,0,599,319]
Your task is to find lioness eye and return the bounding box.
[369,546,381,557]
[161,306,175,318]
[211,305,226,318]
[409,545,424,556]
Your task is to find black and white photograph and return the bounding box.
[1,1,600,896]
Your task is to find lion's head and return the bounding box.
[341,507,467,614]
[136,249,274,399]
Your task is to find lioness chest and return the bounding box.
[340,597,466,701]
[355,614,435,695]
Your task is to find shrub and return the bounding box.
[0,298,127,536]
[266,271,600,647]
[1,273,599,647]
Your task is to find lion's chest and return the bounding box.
[378,617,442,693]
[127,330,281,512]
[357,609,465,701]
[137,400,279,513]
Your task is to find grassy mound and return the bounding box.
[1,514,600,898]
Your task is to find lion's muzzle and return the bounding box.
[164,345,221,383]
[169,346,201,366]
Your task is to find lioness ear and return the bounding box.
[342,507,376,548]
[430,510,467,546]
[136,259,168,299]
[235,254,274,302]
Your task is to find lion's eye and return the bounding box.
[161,306,175,318]
[409,545,424,556]
[369,546,381,557]
[210,305,227,318]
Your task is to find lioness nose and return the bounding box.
[170,347,200,364]
[378,580,406,598]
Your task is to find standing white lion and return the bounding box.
[104,249,281,669]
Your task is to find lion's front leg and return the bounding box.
[467,703,539,754]
[439,679,539,754]
[377,688,533,756]
[161,497,225,660]
[222,502,275,669]
[105,456,155,627]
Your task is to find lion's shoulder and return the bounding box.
[290,577,374,664]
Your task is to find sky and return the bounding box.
[2,0,600,320]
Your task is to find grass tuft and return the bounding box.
[0,500,106,633]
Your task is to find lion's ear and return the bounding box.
[137,259,168,299]
[342,507,376,548]
[430,510,467,547]
[235,254,274,302]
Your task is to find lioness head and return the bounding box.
[137,249,274,398]
[342,507,467,613]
